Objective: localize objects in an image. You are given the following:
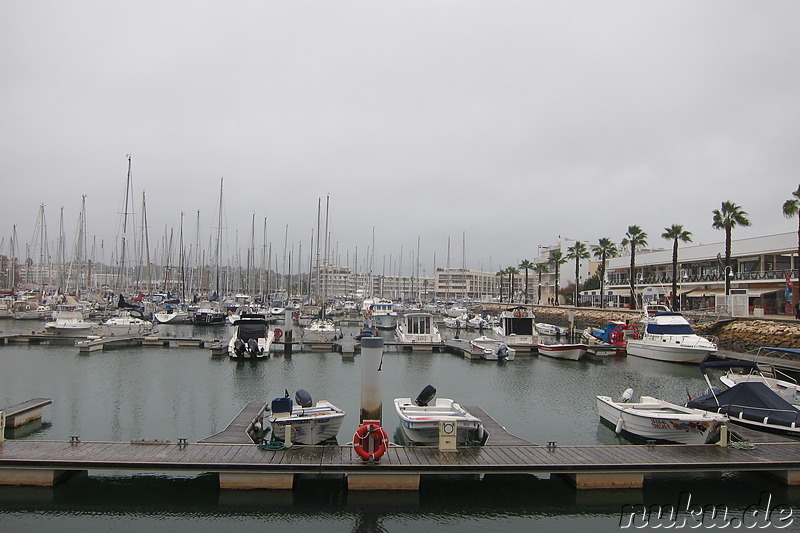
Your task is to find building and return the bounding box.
[583,231,797,316]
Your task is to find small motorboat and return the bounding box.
[537,342,588,361]
[582,321,639,352]
[687,361,800,437]
[266,389,346,445]
[597,388,727,444]
[394,385,488,446]
[625,303,717,364]
[535,322,569,336]
[228,313,274,359]
[715,350,800,406]
[98,309,154,337]
[469,336,515,361]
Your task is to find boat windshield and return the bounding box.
[646,324,695,335]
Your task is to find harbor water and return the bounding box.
[1,319,799,532]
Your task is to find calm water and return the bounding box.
[1,319,799,532]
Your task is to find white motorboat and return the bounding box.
[688,361,800,437]
[443,312,488,330]
[191,301,227,325]
[228,313,274,359]
[395,311,443,345]
[537,342,588,361]
[624,303,716,364]
[302,318,342,342]
[44,309,96,335]
[492,306,536,346]
[716,355,800,406]
[394,386,488,446]
[535,322,569,336]
[364,299,398,330]
[469,336,515,361]
[98,310,154,337]
[597,389,727,444]
[266,390,346,445]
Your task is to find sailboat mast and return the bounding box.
[215,178,224,298]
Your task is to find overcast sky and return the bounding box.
[2,1,798,278]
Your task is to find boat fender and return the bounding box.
[247,338,261,355]
[233,338,247,356]
[274,328,283,341]
[415,385,437,407]
[295,389,313,408]
[353,423,389,462]
[615,417,624,435]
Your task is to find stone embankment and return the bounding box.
[476,303,800,354]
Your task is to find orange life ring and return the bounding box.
[353,422,388,462]
[513,310,522,318]
[274,328,283,341]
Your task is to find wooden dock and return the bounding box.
[0,398,52,428]
[3,402,800,491]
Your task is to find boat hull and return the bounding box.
[268,403,346,445]
[596,395,724,444]
[537,344,587,361]
[626,339,713,364]
[394,398,487,446]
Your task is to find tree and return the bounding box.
[533,262,549,305]
[548,250,567,305]
[519,259,535,304]
[592,237,618,308]
[712,201,751,295]
[783,185,800,309]
[621,225,648,310]
[495,268,506,302]
[566,241,589,306]
[661,224,692,311]
[507,266,520,303]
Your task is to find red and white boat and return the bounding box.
[537,342,588,361]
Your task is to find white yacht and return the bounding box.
[625,303,717,364]
[395,311,442,345]
[98,310,154,337]
[492,306,537,346]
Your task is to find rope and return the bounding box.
[729,440,756,450]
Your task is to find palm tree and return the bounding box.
[495,268,506,302]
[712,201,751,295]
[566,241,589,306]
[661,224,692,311]
[592,237,618,308]
[507,266,520,303]
[548,250,567,305]
[533,262,549,305]
[783,185,800,309]
[519,259,535,304]
[621,225,648,310]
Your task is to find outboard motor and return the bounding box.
[233,338,247,356]
[247,338,261,356]
[295,389,313,408]
[497,344,509,360]
[620,388,634,403]
[415,385,436,407]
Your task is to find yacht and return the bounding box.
[625,303,716,364]
[395,311,442,345]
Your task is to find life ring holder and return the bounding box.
[353,422,388,462]
[274,328,283,341]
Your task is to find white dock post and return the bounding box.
[360,336,384,423]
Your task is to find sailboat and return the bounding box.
[302,195,341,342]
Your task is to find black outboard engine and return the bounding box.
[497,344,508,360]
[415,385,436,407]
[295,389,313,408]
[247,338,261,356]
[233,338,247,356]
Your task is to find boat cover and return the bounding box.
[687,382,800,428]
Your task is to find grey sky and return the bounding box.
[2,1,798,279]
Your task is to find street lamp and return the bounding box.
[724,265,733,296]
